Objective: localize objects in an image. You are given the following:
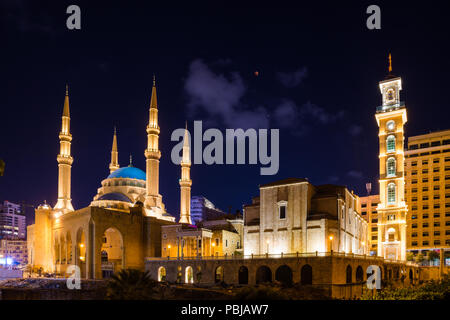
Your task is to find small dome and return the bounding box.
[98,192,132,202]
[107,166,146,180]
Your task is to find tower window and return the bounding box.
[387,183,396,204]
[387,135,396,153]
[387,157,396,176]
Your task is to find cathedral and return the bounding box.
[27,79,192,279]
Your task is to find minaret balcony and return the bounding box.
[146,125,160,134]
[57,154,74,165]
[145,149,161,159]
[59,133,72,141]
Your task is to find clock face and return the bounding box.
[387,121,395,131]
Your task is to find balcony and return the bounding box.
[376,101,405,113]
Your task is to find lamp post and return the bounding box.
[212,242,215,257]
[329,235,334,253]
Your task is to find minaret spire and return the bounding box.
[109,126,119,173]
[54,85,74,213]
[179,124,192,225]
[388,53,392,73]
[144,76,164,215]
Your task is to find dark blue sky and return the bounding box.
[1,0,450,223]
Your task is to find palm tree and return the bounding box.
[106,269,158,300]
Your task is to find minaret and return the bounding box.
[179,124,192,224]
[375,54,408,261]
[144,76,163,213]
[54,85,75,213]
[109,127,119,173]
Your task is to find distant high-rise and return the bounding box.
[190,196,225,225]
[0,200,26,239]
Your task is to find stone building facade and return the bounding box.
[243,179,368,256]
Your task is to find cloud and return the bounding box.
[276,67,308,88]
[272,99,344,134]
[347,170,363,179]
[348,124,362,136]
[184,59,269,129]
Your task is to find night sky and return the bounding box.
[1,1,450,224]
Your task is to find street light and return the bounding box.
[329,235,334,252]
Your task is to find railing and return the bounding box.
[145,251,417,264]
[376,101,405,113]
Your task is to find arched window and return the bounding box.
[387,157,396,176]
[387,183,396,204]
[386,135,396,153]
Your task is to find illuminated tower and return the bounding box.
[375,54,408,261]
[144,76,164,214]
[54,85,75,213]
[109,127,119,173]
[179,124,192,224]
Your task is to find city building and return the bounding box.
[0,200,26,239]
[404,130,450,255]
[27,80,195,279]
[358,195,380,255]
[243,179,368,256]
[374,56,408,261]
[0,238,28,267]
[190,196,226,225]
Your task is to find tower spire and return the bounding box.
[179,123,192,225]
[54,85,74,213]
[109,126,119,173]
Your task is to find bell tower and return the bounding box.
[375,54,408,261]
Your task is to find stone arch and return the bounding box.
[301,264,313,285]
[54,236,60,265]
[66,232,72,265]
[185,266,194,284]
[275,265,293,286]
[256,265,272,284]
[60,234,66,265]
[356,265,364,282]
[215,266,224,283]
[238,266,248,285]
[76,228,86,278]
[158,266,167,282]
[100,227,124,279]
[346,265,352,284]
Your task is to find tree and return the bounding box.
[415,253,425,264]
[106,269,158,300]
[406,252,414,262]
[427,251,440,265]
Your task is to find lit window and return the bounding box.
[387,135,396,153]
[387,183,396,204]
[387,157,396,176]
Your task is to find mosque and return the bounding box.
[27,79,193,279]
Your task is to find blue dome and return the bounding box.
[107,166,146,180]
[98,192,132,202]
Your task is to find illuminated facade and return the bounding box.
[404,130,450,253]
[27,81,179,278]
[358,195,380,255]
[243,179,368,256]
[375,58,408,261]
